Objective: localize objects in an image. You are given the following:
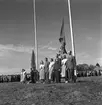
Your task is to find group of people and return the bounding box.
[39,51,76,84]
[20,51,77,84]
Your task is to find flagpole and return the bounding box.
[33,0,38,70]
[67,0,77,78]
[67,0,75,56]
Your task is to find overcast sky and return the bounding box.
[0,0,101,74]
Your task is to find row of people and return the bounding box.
[20,51,76,84]
[39,51,76,83]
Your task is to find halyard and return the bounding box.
[0,76,102,105]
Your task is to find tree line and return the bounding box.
[77,63,102,77]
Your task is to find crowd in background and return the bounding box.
[0,75,20,83]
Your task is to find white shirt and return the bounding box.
[49,61,55,71]
[62,59,67,65]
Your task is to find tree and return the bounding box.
[89,65,95,71]
[31,50,36,70]
[77,64,89,71]
[77,64,90,77]
[96,63,100,67]
[30,50,38,83]
[82,64,89,71]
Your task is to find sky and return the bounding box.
[0,0,101,74]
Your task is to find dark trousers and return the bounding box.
[31,75,36,83]
[44,72,49,83]
[54,70,60,83]
[65,68,74,82]
[59,70,61,83]
[31,71,37,83]
[51,71,55,82]
[65,70,68,81]
[70,69,74,81]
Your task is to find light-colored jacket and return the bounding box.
[20,71,26,82]
[39,64,45,80]
[61,58,67,77]
[49,61,55,80]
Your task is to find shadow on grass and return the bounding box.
[77,80,89,83]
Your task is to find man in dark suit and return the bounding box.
[65,51,76,82]
[30,68,36,83]
[53,54,61,83]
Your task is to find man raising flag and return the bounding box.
[59,18,67,55]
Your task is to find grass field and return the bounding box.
[0,76,102,105]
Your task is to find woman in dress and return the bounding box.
[20,69,26,83]
[49,58,55,83]
[39,60,45,83]
[61,55,67,81]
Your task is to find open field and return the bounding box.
[0,76,102,105]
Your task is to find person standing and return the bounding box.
[51,59,56,83]
[61,55,67,81]
[58,54,62,83]
[39,60,45,83]
[20,69,26,83]
[65,51,76,83]
[30,68,34,83]
[49,58,55,83]
[44,57,50,83]
[53,54,61,83]
[30,67,36,83]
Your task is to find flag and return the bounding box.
[59,18,66,45]
[31,50,36,69]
